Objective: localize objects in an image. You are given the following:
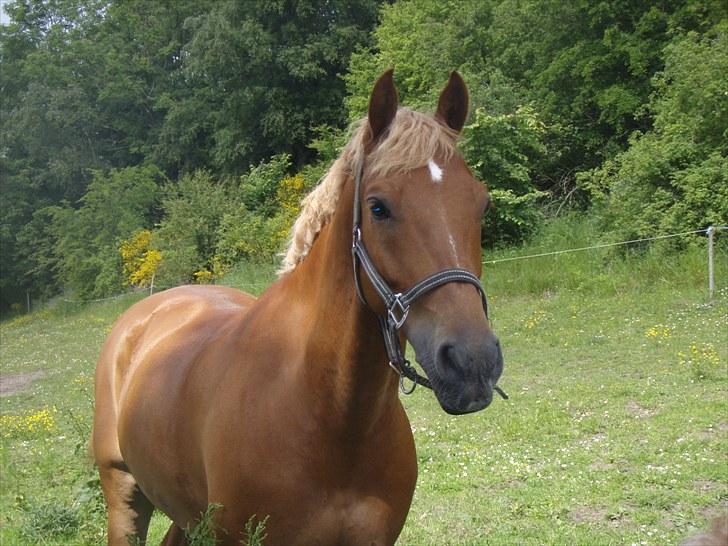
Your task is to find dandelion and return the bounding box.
[0,406,57,438]
[523,309,546,330]
[644,324,671,339]
[679,342,721,379]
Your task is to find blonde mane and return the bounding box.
[279,107,459,275]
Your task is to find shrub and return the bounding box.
[48,165,163,298]
[578,23,728,240]
[154,171,235,285]
[462,106,548,247]
[120,230,162,288]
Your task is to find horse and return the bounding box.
[93,69,505,546]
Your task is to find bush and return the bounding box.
[462,106,548,247]
[216,173,308,265]
[49,165,163,298]
[578,23,728,240]
[154,171,235,285]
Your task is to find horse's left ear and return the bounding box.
[436,71,469,133]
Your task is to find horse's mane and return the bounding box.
[279,107,459,275]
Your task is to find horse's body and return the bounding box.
[94,71,503,545]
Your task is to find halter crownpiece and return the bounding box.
[350,157,508,399]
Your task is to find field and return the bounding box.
[1,220,726,545]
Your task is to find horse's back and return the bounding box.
[93,285,255,463]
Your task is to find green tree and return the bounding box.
[579,22,728,239]
[154,171,236,285]
[51,166,163,297]
[177,0,380,173]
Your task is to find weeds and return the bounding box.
[0,407,57,438]
[185,504,223,546]
[183,505,268,546]
[679,342,722,380]
[19,502,80,542]
[242,515,268,546]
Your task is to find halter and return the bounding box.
[351,157,507,399]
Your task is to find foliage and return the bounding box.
[154,171,235,286]
[242,515,268,546]
[579,23,728,239]
[50,166,163,298]
[216,173,308,265]
[462,106,548,246]
[0,0,378,308]
[179,0,380,172]
[184,504,222,546]
[239,154,292,217]
[2,0,727,307]
[120,230,162,288]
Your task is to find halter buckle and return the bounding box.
[388,294,410,330]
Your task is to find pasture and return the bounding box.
[1,221,726,545]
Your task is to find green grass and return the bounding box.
[1,217,726,545]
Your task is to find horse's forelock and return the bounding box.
[278,108,459,275]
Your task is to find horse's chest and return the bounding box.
[294,493,400,546]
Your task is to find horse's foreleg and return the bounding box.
[98,461,155,545]
[159,523,188,546]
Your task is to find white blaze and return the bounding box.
[427,159,443,182]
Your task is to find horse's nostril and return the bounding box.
[436,343,465,382]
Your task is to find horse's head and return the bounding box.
[357,70,504,415]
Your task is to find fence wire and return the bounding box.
[56,227,727,304]
[482,228,723,265]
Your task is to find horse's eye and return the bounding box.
[369,199,390,220]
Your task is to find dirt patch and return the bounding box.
[625,400,655,419]
[693,479,720,492]
[589,461,615,472]
[570,506,606,524]
[0,370,45,397]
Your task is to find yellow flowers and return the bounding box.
[523,309,546,330]
[679,342,721,379]
[120,229,161,287]
[0,407,57,438]
[193,256,226,284]
[645,324,672,339]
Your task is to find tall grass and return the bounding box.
[482,214,727,299]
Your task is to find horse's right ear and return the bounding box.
[368,69,398,144]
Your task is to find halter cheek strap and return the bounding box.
[350,158,507,399]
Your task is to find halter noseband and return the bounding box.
[350,157,507,399]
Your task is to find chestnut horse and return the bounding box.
[93,70,504,546]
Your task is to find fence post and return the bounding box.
[707,226,715,299]
[150,273,155,296]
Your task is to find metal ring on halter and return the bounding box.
[388,294,410,330]
[398,368,417,395]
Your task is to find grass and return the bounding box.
[1,216,726,545]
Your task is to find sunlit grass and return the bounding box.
[1,216,726,545]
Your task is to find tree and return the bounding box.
[51,165,163,297]
[579,22,728,239]
[176,0,381,173]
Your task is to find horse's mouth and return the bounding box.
[413,356,503,415]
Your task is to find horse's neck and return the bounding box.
[282,178,400,431]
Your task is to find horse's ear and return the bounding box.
[436,71,469,133]
[368,69,398,144]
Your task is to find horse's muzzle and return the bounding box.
[430,331,504,415]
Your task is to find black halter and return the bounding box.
[350,157,506,399]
